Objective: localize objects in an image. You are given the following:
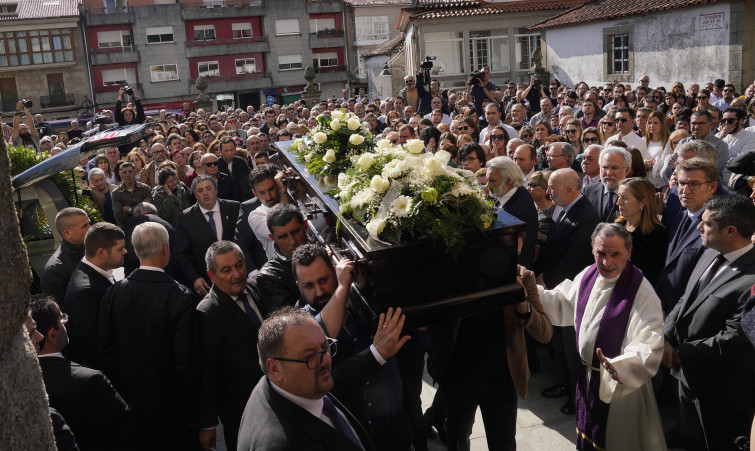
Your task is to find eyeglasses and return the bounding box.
[601,122,615,127]
[564,129,578,134]
[462,157,478,163]
[547,153,565,159]
[690,121,709,127]
[405,80,415,84]
[653,96,661,100]
[583,137,599,143]
[490,134,506,141]
[671,141,681,146]
[203,161,218,167]
[721,118,738,124]
[677,180,712,191]
[271,338,338,370]
[615,117,630,123]
[520,134,532,139]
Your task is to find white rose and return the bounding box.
[313,132,327,144]
[405,139,424,154]
[366,218,386,238]
[323,149,336,163]
[304,152,314,163]
[357,153,375,170]
[370,175,390,193]
[424,156,443,173]
[391,195,413,218]
[347,117,361,130]
[349,134,365,145]
[376,139,391,151]
[435,149,452,165]
[338,172,350,189]
[330,119,341,131]
[331,110,344,121]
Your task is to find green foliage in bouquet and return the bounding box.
[289,109,375,176]
[329,138,495,256]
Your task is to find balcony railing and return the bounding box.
[2,99,18,111]
[309,29,344,38]
[186,36,264,47]
[40,94,75,108]
[182,0,262,9]
[91,45,134,54]
[314,65,346,73]
[86,6,131,15]
[94,83,141,94]
[190,72,266,84]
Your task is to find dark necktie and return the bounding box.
[556,208,566,224]
[672,213,692,249]
[322,395,363,449]
[697,254,726,294]
[603,191,614,221]
[238,293,262,329]
[206,211,218,239]
[103,191,116,224]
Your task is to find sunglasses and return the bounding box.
[490,134,506,141]
[697,96,708,100]
[203,161,218,167]
[520,134,532,139]
[615,117,630,123]
[724,89,734,93]
[564,129,578,134]
[601,122,614,126]
[460,126,471,131]
[721,118,738,124]
[390,139,398,144]
[527,181,541,188]
[583,137,599,143]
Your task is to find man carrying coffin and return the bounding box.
[537,223,665,450]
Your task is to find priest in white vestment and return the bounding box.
[537,223,666,451]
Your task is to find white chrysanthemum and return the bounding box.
[330,119,341,131]
[313,132,327,144]
[405,139,424,154]
[435,149,452,165]
[304,152,314,163]
[382,160,408,179]
[366,218,386,238]
[350,187,375,209]
[331,110,344,121]
[357,153,375,170]
[347,117,361,130]
[349,134,365,145]
[451,183,473,197]
[424,156,443,173]
[323,149,336,163]
[391,195,413,218]
[370,175,390,193]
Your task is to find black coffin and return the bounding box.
[275,142,526,329]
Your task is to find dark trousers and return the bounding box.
[368,410,412,451]
[441,379,517,451]
[552,326,579,393]
[679,380,750,451]
[397,345,428,451]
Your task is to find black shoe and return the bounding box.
[541,384,569,398]
[560,397,575,415]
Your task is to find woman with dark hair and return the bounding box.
[95,154,117,184]
[626,148,647,178]
[114,87,144,126]
[483,125,510,159]
[461,106,480,126]
[746,97,755,129]
[151,166,191,226]
[614,177,667,282]
[439,132,459,165]
[420,125,441,153]
[458,116,480,142]
[693,89,712,111]
[126,149,146,179]
[527,170,555,262]
[184,129,200,147]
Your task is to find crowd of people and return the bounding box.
[14,70,755,451]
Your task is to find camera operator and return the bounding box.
[520,74,551,114]
[397,75,420,112]
[114,86,144,126]
[12,100,40,151]
[465,67,497,115]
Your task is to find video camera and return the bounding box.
[420,55,436,88]
[123,85,135,96]
[468,70,484,86]
[20,98,33,108]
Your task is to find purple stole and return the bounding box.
[574,261,643,450]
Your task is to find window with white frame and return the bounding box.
[278,54,302,71]
[235,57,256,74]
[150,64,178,82]
[309,17,336,34]
[232,22,252,39]
[313,52,338,69]
[354,16,389,45]
[424,31,464,75]
[194,24,215,41]
[198,61,219,77]
[355,49,366,78]
[515,30,540,71]
[101,67,136,86]
[146,26,173,44]
[469,30,509,73]
[275,19,299,36]
[97,30,133,50]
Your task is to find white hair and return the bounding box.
[486,156,525,187]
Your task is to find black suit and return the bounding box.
[195,281,266,451]
[664,246,755,450]
[62,261,113,369]
[40,240,84,304]
[217,156,252,201]
[500,186,537,269]
[98,269,198,450]
[122,214,179,280]
[655,210,706,313]
[175,200,240,287]
[237,377,375,451]
[257,248,301,313]
[581,182,618,222]
[39,356,132,450]
[234,198,268,272]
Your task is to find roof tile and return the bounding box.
[345,0,412,5]
[412,0,588,19]
[0,0,79,21]
[363,31,405,56]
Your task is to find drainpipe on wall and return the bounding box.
[80,9,96,111]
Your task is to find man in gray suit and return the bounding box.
[663,195,755,451]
